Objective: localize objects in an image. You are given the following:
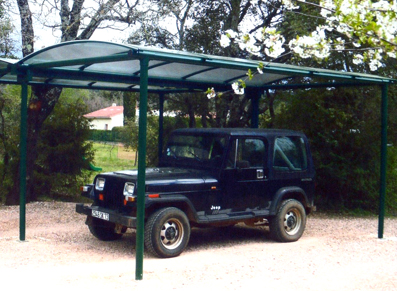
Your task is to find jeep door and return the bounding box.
[221,138,269,212]
[269,135,315,203]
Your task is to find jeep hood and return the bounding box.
[113,167,218,192]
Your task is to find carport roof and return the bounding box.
[0,40,394,92]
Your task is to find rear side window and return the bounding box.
[273,136,307,171]
[226,138,266,168]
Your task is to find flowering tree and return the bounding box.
[220,0,397,94]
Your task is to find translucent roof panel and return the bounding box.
[0,40,392,92]
[22,41,130,65]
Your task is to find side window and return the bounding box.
[226,139,265,168]
[273,136,307,171]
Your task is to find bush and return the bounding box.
[33,97,95,200]
[266,86,397,213]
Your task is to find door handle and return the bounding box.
[257,169,264,179]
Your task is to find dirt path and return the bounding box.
[1,201,397,290]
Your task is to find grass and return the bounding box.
[37,143,137,203]
[86,142,137,182]
[92,142,136,171]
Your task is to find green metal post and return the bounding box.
[378,84,388,239]
[19,78,28,241]
[250,90,260,128]
[135,57,149,280]
[158,93,164,160]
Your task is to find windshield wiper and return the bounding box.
[167,148,179,160]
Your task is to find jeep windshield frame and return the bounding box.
[159,132,228,170]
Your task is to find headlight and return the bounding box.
[123,182,135,197]
[95,178,105,191]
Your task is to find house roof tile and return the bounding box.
[84,105,123,119]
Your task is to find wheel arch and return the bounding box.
[269,187,311,216]
[145,197,198,223]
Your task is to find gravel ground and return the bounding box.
[1,201,397,291]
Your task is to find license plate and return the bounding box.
[92,210,109,221]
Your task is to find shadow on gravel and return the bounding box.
[80,225,271,258]
[186,225,271,253]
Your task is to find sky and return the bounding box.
[9,0,142,58]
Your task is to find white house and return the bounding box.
[84,104,178,130]
[84,103,124,130]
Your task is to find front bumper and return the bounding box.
[76,203,137,228]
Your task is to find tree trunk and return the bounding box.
[265,90,275,128]
[123,92,137,123]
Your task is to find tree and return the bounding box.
[6,0,141,204]
[0,85,21,202]
[127,0,283,127]
[35,94,94,199]
[221,0,397,78]
[0,0,16,58]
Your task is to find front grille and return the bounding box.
[96,176,127,210]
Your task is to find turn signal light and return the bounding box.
[124,197,136,205]
[148,194,160,198]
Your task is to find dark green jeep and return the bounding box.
[77,128,315,258]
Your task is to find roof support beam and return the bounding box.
[18,73,29,242]
[135,57,149,280]
[158,93,165,160]
[378,83,389,238]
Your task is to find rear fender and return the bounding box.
[269,187,309,216]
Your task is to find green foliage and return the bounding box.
[34,96,95,200]
[120,116,189,166]
[386,146,397,215]
[0,86,96,203]
[88,128,124,143]
[0,85,21,200]
[266,86,397,213]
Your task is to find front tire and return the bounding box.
[87,216,125,241]
[269,199,306,242]
[145,207,191,258]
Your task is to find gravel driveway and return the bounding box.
[1,201,397,291]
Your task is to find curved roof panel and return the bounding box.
[0,40,394,91]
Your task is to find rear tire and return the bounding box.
[145,207,191,258]
[87,216,125,241]
[269,199,306,242]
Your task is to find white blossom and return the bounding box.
[220,34,230,48]
[225,29,238,39]
[232,82,244,95]
[220,0,397,73]
[369,59,383,71]
[282,0,299,10]
[207,88,216,99]
[352,54,364,65]
[262,28,286,58]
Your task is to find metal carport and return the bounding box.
[0,40,394,280]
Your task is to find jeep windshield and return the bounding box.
[160,133,227,169]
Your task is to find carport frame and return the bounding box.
[0,40,394,280]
